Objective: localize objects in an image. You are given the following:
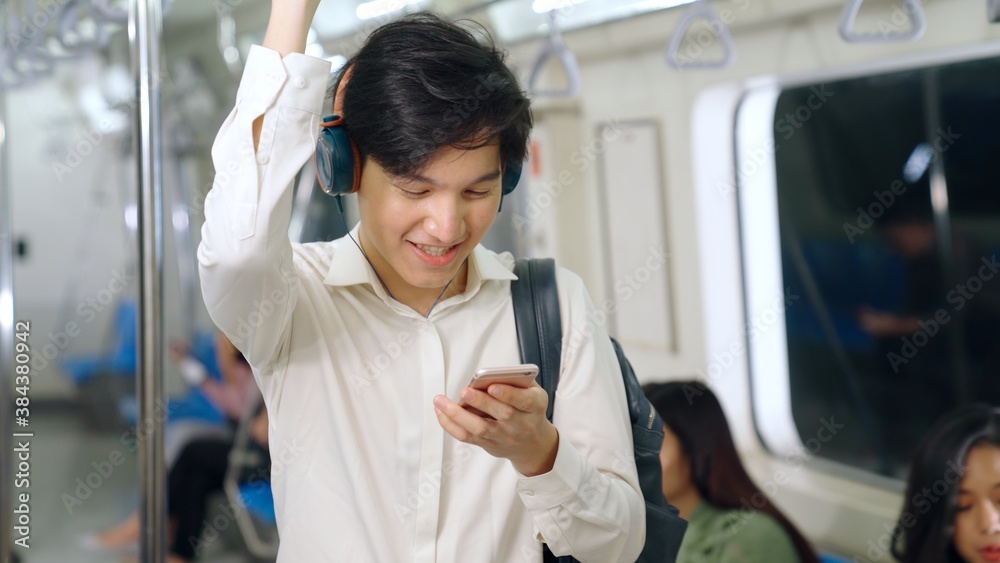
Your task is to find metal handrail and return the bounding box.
[839,0,926,43]
[665,0,736,70]
[527,11,582,98]
[0,81,15,563]
[91,0,128,23]
[131,0,167,559]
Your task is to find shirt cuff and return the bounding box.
[236,45,333,114]
[514,430,585,510]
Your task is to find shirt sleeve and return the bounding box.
[513,268,646,563]
[197,45,332,373]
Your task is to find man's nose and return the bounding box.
[424,197,465,243]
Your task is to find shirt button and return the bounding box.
[256,153,269,164]
[524,490,534,497]
[294,76,307,89]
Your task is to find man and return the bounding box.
[198,2,644,561]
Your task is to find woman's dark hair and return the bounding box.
[892,404,1000,563]
[332,12,532,178]
[643,380,819,563]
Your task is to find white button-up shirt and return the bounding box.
[197,45,644,563]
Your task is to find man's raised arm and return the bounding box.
[197,0,329,369]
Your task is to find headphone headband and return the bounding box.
[314,72,522,199]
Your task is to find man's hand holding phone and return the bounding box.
[459,365,539,417]
[432,364,559,477]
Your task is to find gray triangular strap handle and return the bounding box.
[527,12,582,98]
[91,0,129,24]
[839,0,926,43]
[3,48,54,89]
[56,0,111,53]
[665,0,736,70]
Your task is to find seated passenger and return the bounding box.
[82,332,257,553]
[643,380,818,563]
[891,404,1000,562]
[86,408,269,562]
[164,332,255,465]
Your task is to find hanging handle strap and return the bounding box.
[665,0,736,70]
[528,12,582,98]
[839,0,926,43]
[56,0,110,53]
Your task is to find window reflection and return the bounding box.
[774,58,1000,478]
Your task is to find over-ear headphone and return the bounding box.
[314,82,523,200]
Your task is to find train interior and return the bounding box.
[3,0,1000,560]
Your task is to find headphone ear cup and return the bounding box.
[501,160,523,196]
[315,116,359,196]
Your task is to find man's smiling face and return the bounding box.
[356,142,503,308]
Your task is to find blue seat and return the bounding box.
[61,300,138,384]
[238,481,276,526]
[116,328,228,426]
[188,330,224,382]
[819,553,853,563]
[118,387,226,426]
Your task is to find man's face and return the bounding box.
[356,143,503,302]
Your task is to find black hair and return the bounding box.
[331,12,532,178]
[892,404,1000,563]
[643,380,819,563]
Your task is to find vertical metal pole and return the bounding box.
[0,90,15,563]
[923,70,970,405]
[129,0,166,560]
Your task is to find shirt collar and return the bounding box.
[322,224,518,294]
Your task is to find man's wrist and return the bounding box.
[512,424,559,477]
[262,2,321,57]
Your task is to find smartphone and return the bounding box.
[468,364,539,391]
[459,364,539,418]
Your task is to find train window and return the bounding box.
[741,54,1000,479]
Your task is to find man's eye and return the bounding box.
[467,190,491,197]
[956,504,972,512]
[399,188,428,197]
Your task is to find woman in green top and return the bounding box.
[643,381,819,563]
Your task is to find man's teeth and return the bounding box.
[416,244,451,257]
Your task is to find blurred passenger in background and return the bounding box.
[644,380,818,563]
[860,203,1000,453]
[85,409,269,562]
[82,331,257,553]
[892,404,1000,563]
[165,332,255,464]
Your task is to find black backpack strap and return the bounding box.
[511,258,571,563]
[511,258,562,421]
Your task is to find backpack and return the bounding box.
[511,258,687,563]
